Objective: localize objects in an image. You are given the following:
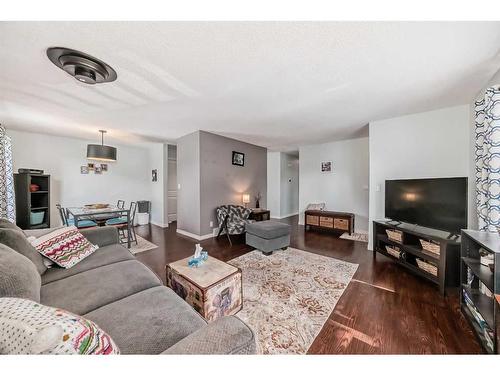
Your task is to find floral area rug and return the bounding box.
[228,248,358,354]
[339,232,369,243]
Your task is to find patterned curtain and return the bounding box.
[475,85,500,231]
[0,125,15,223]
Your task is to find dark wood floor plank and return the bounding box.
[135,215,481,354]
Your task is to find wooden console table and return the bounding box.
[249,209,270,221]
[305,210,354,235]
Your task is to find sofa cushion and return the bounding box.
[0,218,22,231]
[0,298,119,354]
[0,244,41,302]
[0,228,47,275]
[32,226,99,269]
[162,316,256,354]
[41,244,135,285]
[84,286,206,354]
[41,260,162,315]
[246,221,291,239]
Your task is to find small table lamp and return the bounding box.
[242,194,250,208]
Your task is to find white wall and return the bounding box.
[280,153,299,218]
[267,151,281,218]
[8,129,166,227]
[299,137,369,232]
[176,131,201,236]
[368,105,471,249]
[267,151,299,219]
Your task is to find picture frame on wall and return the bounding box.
[152,169,158,182]
[321,161,332,172]
[232,151,245,167]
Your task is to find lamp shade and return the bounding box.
[86,144,117,162]
[242,194,251,204]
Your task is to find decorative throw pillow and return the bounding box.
[306,203,326,211]
[0,244,41,302]
[0,298,120,354]
[31,226,99,269]
[0,228,47,275]
[0,218,22,231]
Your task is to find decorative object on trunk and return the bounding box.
[232,151,245,166]
[0,125,15,223]
[255,192,262,208]
[321,161,332,172]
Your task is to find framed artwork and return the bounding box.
[101,164,108,171]
[94,166,102,174]
[152,169,158,182]
[321,161,332,173]
[80,166,89,174]
[232,151,245,167]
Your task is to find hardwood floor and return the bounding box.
[135,216,481,354]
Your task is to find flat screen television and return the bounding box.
[385,177,467,234]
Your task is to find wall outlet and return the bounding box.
[209,221,213,228]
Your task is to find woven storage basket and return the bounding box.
[386,229,403,243]
[416,258,438,276]
[419,239,440,255]
[385,245,401,259]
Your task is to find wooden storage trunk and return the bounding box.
[166,256,242,322]
[304,210,354,235]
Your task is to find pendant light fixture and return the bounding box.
[87,130,117,162]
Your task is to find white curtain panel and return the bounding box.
[475,85,500,231]
[0,125,15,223]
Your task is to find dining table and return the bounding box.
[66,205,132,248]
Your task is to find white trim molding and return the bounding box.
[270,212,299,220]
[150,221,169,228]
[176,229,214,241]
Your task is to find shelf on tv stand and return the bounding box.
[372,220,461,296]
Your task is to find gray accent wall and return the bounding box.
[199,131,267,236]
[177,132,201,235]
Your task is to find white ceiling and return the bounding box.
[1,22,500,151]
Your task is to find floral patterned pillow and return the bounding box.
[0,298,120,355]
[31,226,98,269]
[306,203,326,211]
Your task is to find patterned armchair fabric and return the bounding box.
[216,205,253,235]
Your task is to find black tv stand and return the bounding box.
[373,220,461,295]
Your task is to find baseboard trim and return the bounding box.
[150,221,168,228]
[176,229,214,241]
[270,212,299,220]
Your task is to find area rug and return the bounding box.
[129,235,158,255]
[228,248,358,354]
[340,232,368,243]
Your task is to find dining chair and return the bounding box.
[105,201,138,246]
[56,204,97,228]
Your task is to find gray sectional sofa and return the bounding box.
[0,224,256,354]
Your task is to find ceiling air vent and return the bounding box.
[46,47,117,84]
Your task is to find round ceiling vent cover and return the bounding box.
[47,47,117,84]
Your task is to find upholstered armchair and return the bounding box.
[216,205,253,246]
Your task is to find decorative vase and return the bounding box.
[29,184,40,192]
[256,200,260,209]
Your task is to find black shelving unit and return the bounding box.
[461,230,500,354]
[373,220,461,295]
[14,173,51,230]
